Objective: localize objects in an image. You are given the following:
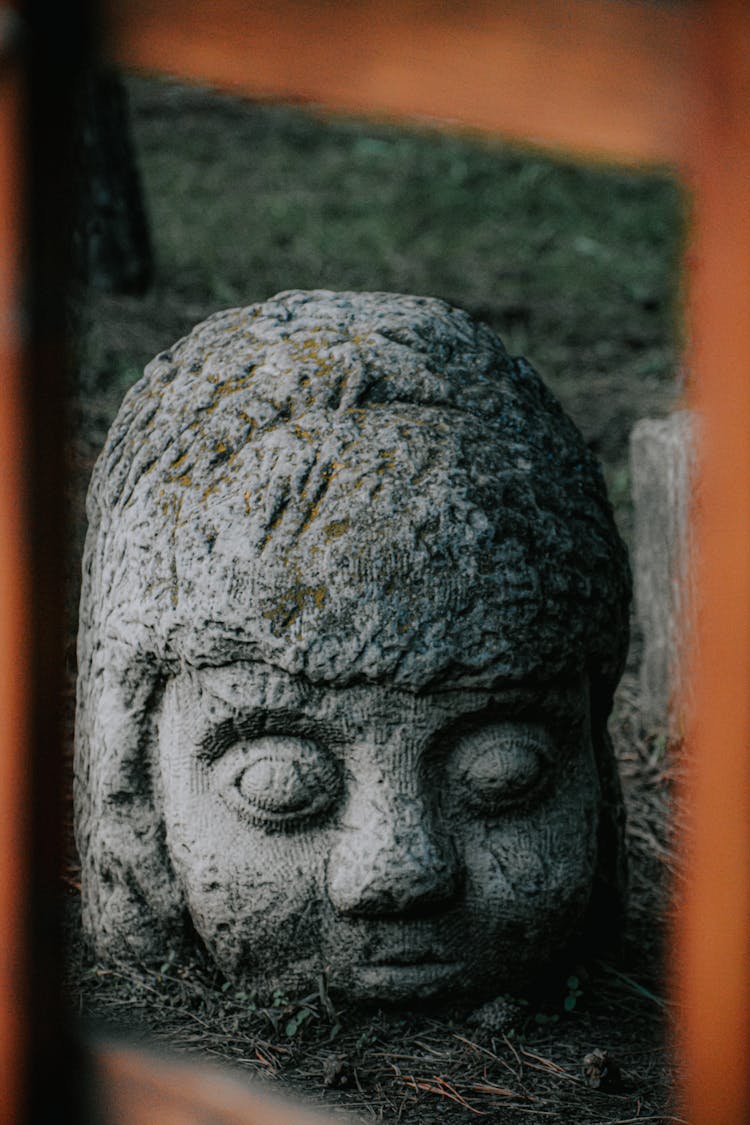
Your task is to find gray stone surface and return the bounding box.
[75,290,631,1006]
[630,412,696,731]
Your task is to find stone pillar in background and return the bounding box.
[630,411,697,732]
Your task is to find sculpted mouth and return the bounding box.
[350,958,464,1002]
[354,956,463,991]
[344,928,467,996]
[367,951,454,967]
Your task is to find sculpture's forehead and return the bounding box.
[171,660,588,731]
[158,570,585,692]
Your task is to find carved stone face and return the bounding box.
[158,663,599,1002]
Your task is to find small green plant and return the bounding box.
[564,974,584,1013]
[532,972,585,1024]
[533,1010,559,1026]
[356,1026,378,1050]
[285,1006,314,1038]
[158,950,177,976]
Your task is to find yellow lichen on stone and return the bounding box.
[324,518,350,541]
[291,337,338,380]
[204,372,256,415]
[299,500,321,535]
[377,448,396,475]
[262,583,327,626]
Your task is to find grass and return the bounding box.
[69,74,687,1122]
[79,77,685,510]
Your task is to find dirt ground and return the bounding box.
[67,76,687,1123]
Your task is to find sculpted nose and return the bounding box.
[326,798,461,917]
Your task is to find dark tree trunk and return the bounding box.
[75,69,153,295]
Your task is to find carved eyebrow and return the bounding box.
[428,690,574,758]
[421,701,512,759]
[479,676,587,717]
[197,713,267,763]
[197,708,336,764]
[436,694,537,731]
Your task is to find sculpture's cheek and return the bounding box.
[162,791,332,987]
[456,785,600,986]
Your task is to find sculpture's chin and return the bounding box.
[229,954,483,1007]
[346,959,467,1004]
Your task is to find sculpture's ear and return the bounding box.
[582,697,628,955]
[74,634,188,962]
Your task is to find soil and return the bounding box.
[67,75,688,1123]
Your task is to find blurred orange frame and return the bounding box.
[2,2,749,1121]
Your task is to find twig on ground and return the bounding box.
[400,1072,486,1115]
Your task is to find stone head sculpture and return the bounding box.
[75,290,630,1006]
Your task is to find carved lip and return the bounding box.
[355,959,462,983]
[366,951,455,967]
[351,960,463,1002]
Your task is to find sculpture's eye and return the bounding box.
[449,723,551,814]
[221,737,340,827]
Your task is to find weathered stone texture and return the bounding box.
[630,412,696,730]
[75,290,631,1006]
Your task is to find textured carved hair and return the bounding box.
[75,290,630,962]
